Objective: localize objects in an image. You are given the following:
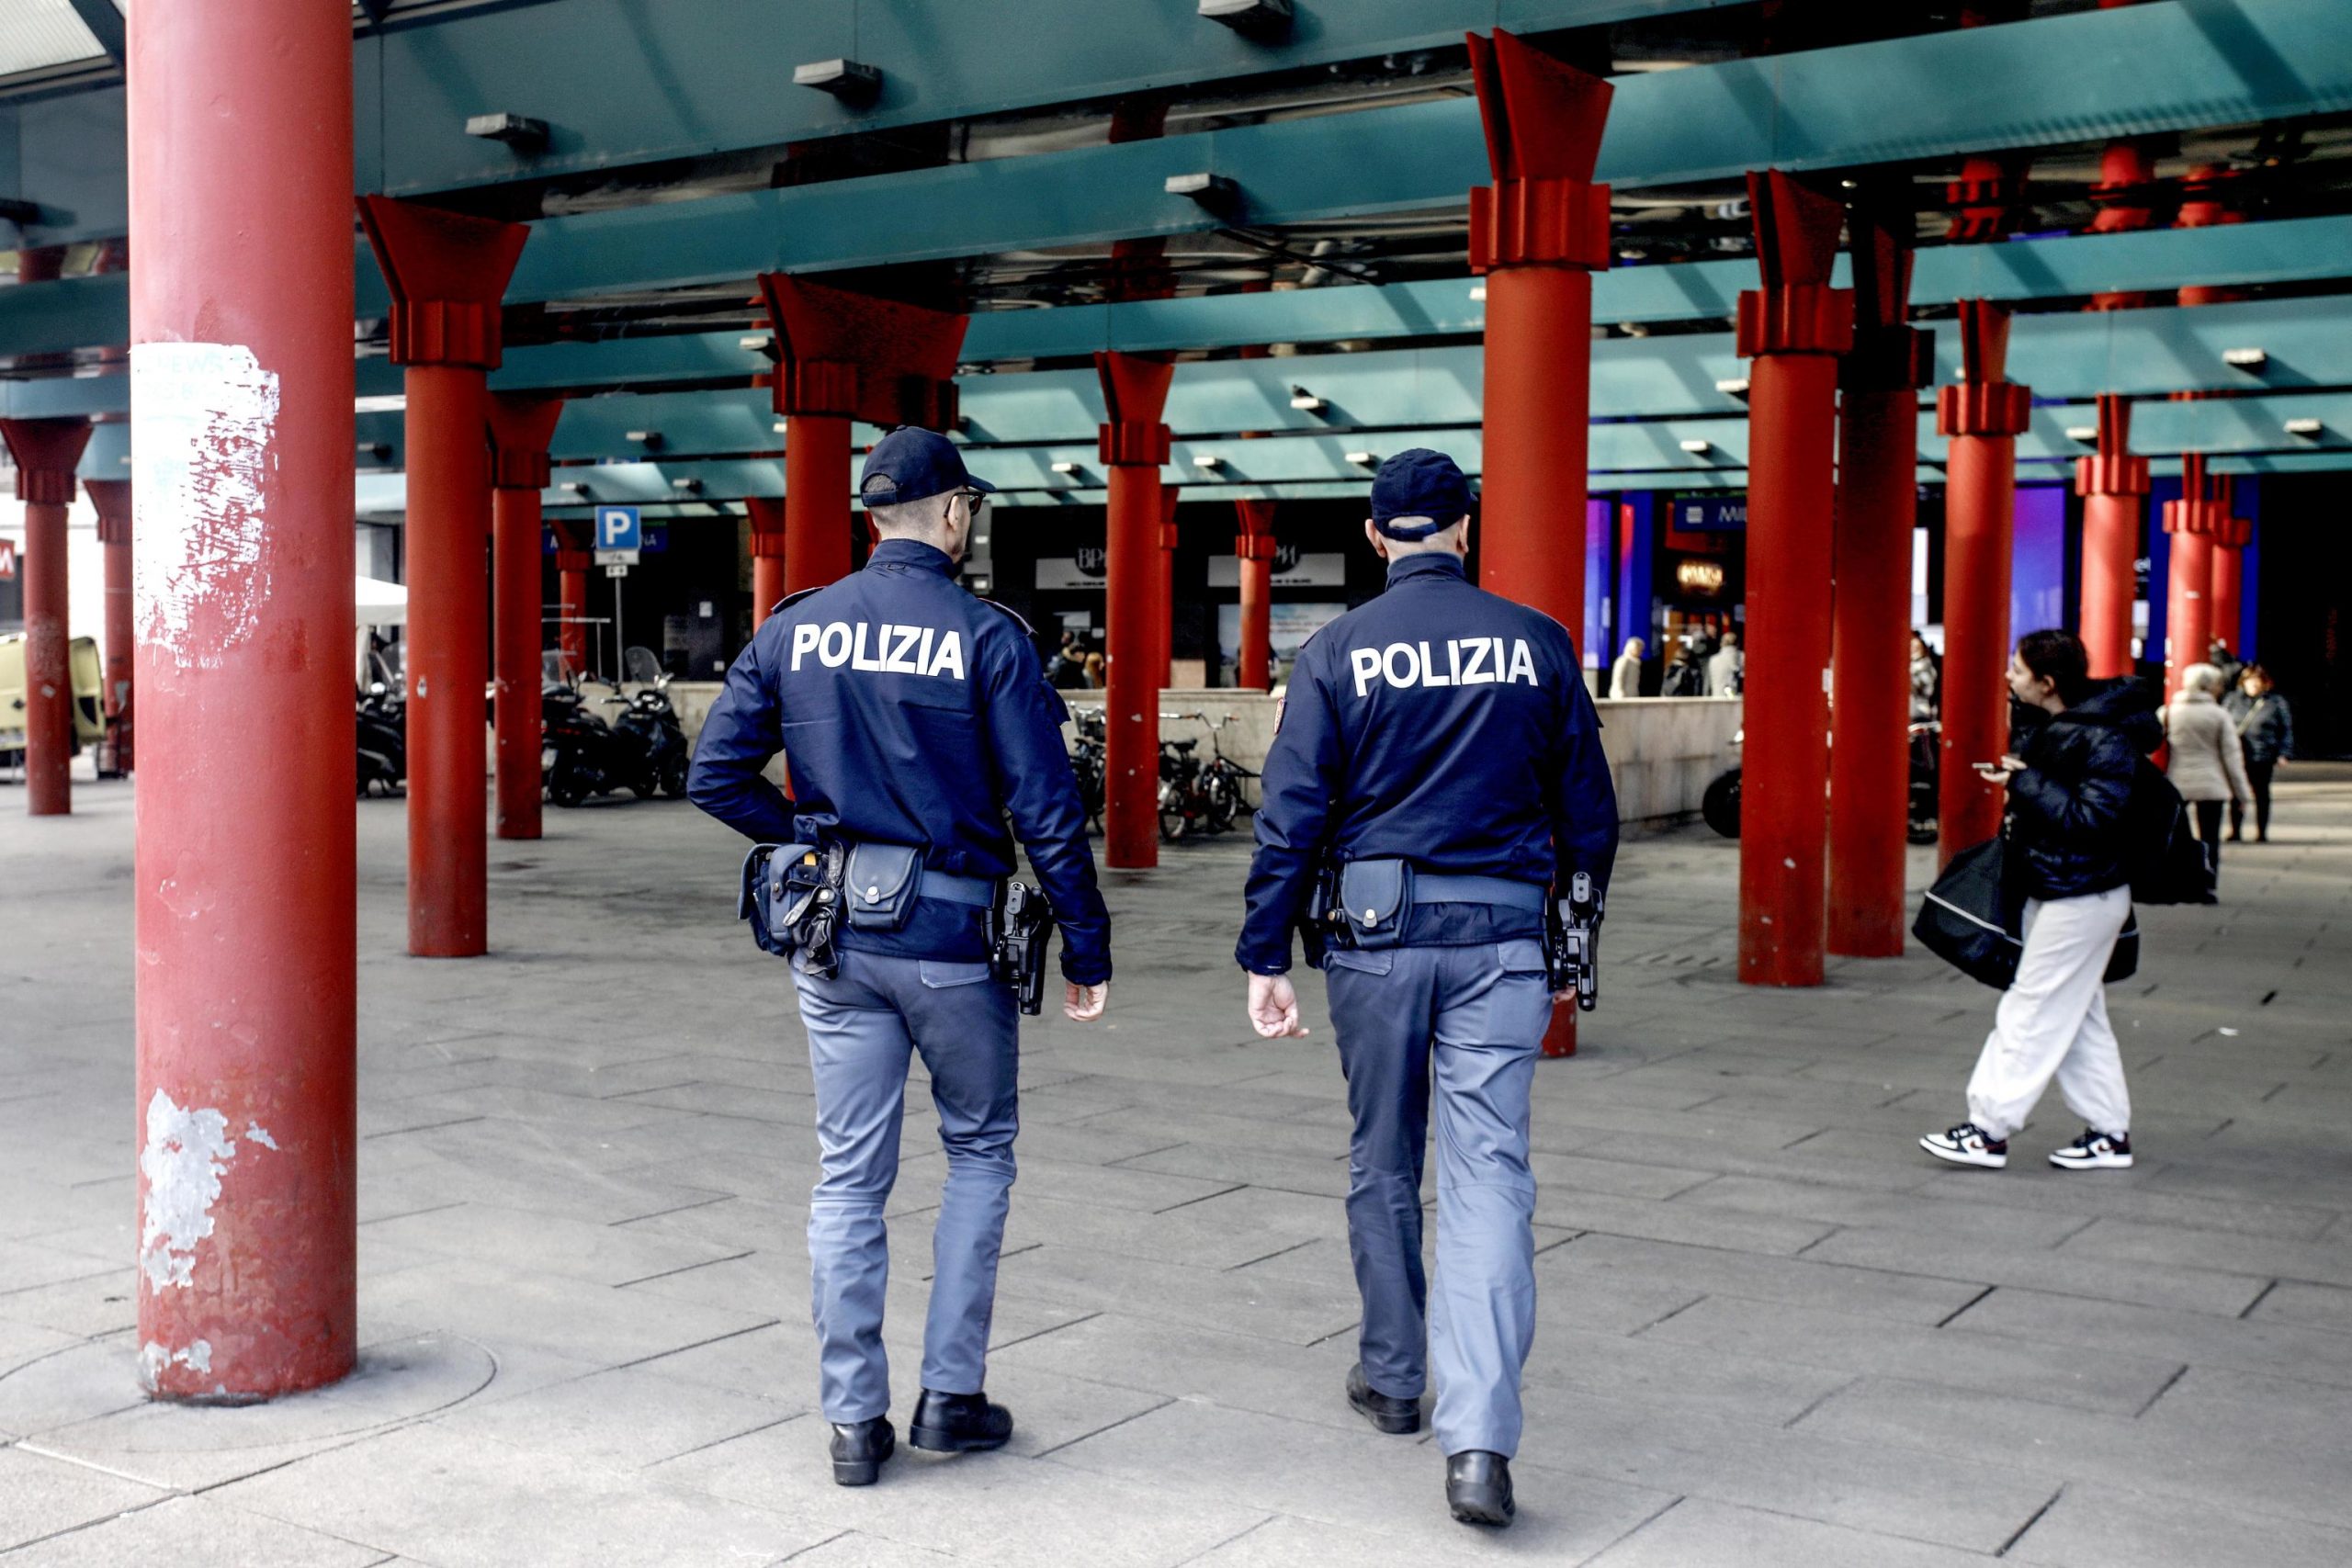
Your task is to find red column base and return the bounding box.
[1541,1004,1577,1059]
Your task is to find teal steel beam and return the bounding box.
[472,1,2352,310]
[333,299,2352,469]
[21,210,2352,388]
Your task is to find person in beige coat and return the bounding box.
[2164,662,2252,864]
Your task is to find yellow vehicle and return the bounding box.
[0,634,106,770]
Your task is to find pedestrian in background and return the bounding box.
[1707,627,1743,696]
[1921,630,2154,1174]
[2208,637,2245,695]
[1082,641,1106,689]
[1609,636,1645,699]
[1909,630,1941,722]
[2224,663,2295,842]
[2164,661,2251,863]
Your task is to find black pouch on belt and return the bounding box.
[740,842,820,957]
[1335,859,1413,951]
[843,842,923,932]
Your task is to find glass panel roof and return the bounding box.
[0,1,106,77]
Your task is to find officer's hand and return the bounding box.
[1064,982,1108,1023]
[1247,973,1309,1039]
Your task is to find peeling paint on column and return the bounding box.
[138,1089,238,1290]
[130,341,281,671]
[138,1337,214,1387]
[244,1122,278,1150]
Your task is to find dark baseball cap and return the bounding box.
[859,425,996,507]
[1369,448,1475,539]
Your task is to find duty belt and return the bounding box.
[853,868,994,911]
[1410,874,1547,912]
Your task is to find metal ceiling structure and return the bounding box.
[9,0,2352,497]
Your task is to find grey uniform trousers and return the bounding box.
[1323,938,1551,1458]
[791,948,1019,1424]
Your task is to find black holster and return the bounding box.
[1545,870,1604,1011]
[988,879,1055,1016]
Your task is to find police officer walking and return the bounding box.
[1236,449,1618,1528]
[689,426,1113,1487]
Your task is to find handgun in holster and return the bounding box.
[1544,870,1604,1011]
[988,878,1056,1016]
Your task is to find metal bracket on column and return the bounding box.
[1159,482,1182,550]
[1465,28,1612,274]
[2162,453,2221,536]
[1839,196,1929,392]
[1935,299,2032,437]
[1235,496,1277,557]
[0,418,94,504]
[744,495,788,558]
[1735,171,1854,361]
[486,394,565,491]
[85,477,130,545]
[1094,352,1175,467]
[548,515,593,571]
[357,197,530,370]
[1944,152,2031,243]
[2074,393,2151,499]
[755,274,967,429]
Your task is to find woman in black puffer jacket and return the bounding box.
[1922,630,2162,1176]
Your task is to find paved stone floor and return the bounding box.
[5,765,2352,1566]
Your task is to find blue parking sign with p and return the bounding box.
[595,505,641,551]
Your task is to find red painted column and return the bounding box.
[86,479,134,774]
[746,496,788,625]
[1468,29,1613,1055]
[1096,352,1175,870]
[128,0,356,1400]
[2209,509,2249,660]
[758,275,966,596]
[0,421,92,815]
[359,197,529,958]
[487,396,563,843]
[1467,29,1611,641]
[1735,173,1855,987]
[550,518,591,675]
[1158,482,1182,687]
[2162,456,2218,699]
[1827,203,1929,960]
[2086,140,2159,310]
[1936,301,2033,862]
[2176,165,2247,308]
[2075,394,2150,681]
[1234,499,1275,690]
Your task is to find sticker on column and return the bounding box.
[132,343,281,670]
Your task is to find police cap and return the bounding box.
[860,426,998,507]
[1370,447,1475,540]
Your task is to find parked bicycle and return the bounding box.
[1158,712,1260,840]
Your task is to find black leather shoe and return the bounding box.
[1346,1365,1421,1435]
[828,1416,895,1486]
[1446,1451,1515,1527]
[909,1388,1013,1453]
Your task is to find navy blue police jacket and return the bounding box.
[688,538,1112,984]
[1237,551,1619,975]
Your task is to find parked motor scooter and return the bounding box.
[1702,722,1940,845]
[356,648,406,796]
[541,646,688,807]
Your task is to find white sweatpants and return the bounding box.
[1964,885,2133,1142]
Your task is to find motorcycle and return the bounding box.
[1702,720,1940,844]
[356,648,406,797]
[542,646,688,807]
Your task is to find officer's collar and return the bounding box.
[866,537,958,574]
[1385,551,1467,585]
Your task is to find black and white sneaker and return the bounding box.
[2049,1128,2132,1170]
[1920,1122,2007,1169]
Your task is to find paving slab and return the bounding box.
[7,773,2352,1564]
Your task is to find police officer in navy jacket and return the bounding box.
[1237,448,1617,1528]
[690,426,1111,1487]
